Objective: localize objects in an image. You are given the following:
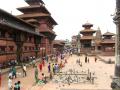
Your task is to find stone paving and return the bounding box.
[0,54,115,90]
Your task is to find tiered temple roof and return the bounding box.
[80,22,96,34]
[103,32,115,36]
[17,0,57,25]
[80,22,96,40]
[101,32,115,44]
[25,0,45,5]
[17,14,57,25]
[17,5,50,14]
[17,0,57,39]
[82,22,93,28]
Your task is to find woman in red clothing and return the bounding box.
[39,62,42,72]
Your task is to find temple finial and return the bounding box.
[97,27,100,30]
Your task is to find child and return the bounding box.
[14,81,21,90]
[14,83,18,90]
[41,73,46,83]
[17,81,21,90]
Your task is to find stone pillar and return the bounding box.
[111,0,120,89]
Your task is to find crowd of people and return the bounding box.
[7,64,27,90]
[34,52,68,85]
[1,49,100,90]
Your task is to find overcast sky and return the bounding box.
[0,0,116,40]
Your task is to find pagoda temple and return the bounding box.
[100,32,115,56]
[80,22,96,53]
[17,0,57,57]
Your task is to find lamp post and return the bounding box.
[111,0,120,89]
[77,32,81,56]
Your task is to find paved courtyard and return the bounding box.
[1,54,115,90]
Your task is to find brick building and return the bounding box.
[0,9,42,67]
[0,0,57,68]
[53,40,65,54]
[17,0,57,57]
[71,35,78,49]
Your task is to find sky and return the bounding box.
[0,0,116,40]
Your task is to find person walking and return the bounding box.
[49,72,53,80]
[42,58,45,66]
[8,76,13,90]
[39,62,42,72]
[95,57,97,62]
[60,61,63,69]
[78,58,80,64]
[14,83,17,90]
[22,65,27,77]
[70,51,72,56]
[52,64,55,74]
[17,81,21,90]
[85,56,87,63]
[12,66,17,79]
[88,58,89,63]
[14,81,21,90]
[48,63,51,73]
[55,56,58,63]
[45,55,49,63]
[41,73,46,83]
[55,64,59,73]
[34,66,39,84]
[65,59,67,63]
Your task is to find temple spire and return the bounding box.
[25,0,45,6]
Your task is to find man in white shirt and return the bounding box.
[22,65,27,77]
[8,77,12,90]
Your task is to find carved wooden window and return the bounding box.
[32,47,34,50]
[0,46,6,53]
[29,36,32,42]
[29,46,32,50]
[9,46,14,51]
[0,31,5,38]
[24,46,27,51]
[9,33,14,39]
